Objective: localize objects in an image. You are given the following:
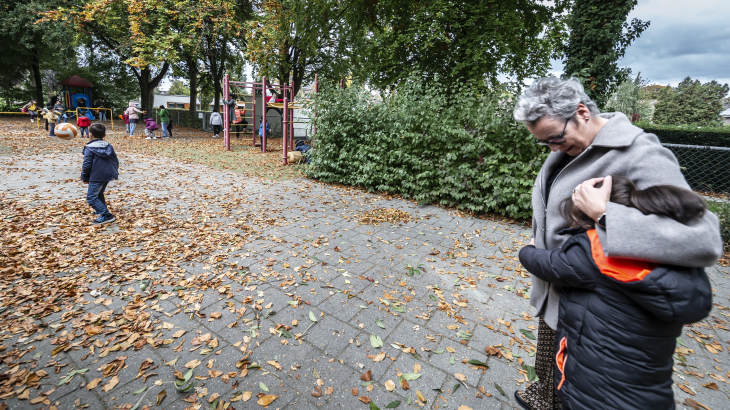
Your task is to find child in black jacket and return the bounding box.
[81,123,119,225]
[519,175,712,410]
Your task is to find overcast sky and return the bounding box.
[549,0,729,87]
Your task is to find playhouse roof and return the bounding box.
[61,75,92,88]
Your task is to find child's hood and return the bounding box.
[85,140,115,158]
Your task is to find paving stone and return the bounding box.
[300,315,360,357]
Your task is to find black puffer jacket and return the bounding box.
[519,229,712,410]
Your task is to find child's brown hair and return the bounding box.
[89,123,106,139]
[562,175,706,229]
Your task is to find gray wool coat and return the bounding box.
[531,112,723,329]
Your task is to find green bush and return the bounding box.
[303,79,548,219]
[708,201,730,247]
[636,121,730,148]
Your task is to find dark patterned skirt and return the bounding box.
[516,316,561,410]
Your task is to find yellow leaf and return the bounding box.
[445,347,456,353]
[384,380,395,392]
[173,330,186,338]
[416,390,426,403]
[242,391,252,402]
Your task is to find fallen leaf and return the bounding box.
[242,391,252,402]
[257,394,277,406]
[86,378,102,390]
[416,390,426,403]
[359,396,372,404]
[384,380,395,392]
[352,387,358,396]
[677,383,696,396]
[325,386,334,395]
[103,376,119,392]
[185,360,201,369]
[701,382,718,390]
[361,370,372,381]
[156,390,167,405]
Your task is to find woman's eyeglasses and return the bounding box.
[534,118,569,147]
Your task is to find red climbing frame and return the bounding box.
[223,74,318,164]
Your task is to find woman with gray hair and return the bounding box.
[512,77,722,410]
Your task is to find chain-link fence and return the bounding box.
[663,143,730,194]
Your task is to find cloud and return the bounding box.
[618,0,730,87]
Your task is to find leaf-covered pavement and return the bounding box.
[1,118,729,410]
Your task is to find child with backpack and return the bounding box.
[77,114,91,137]
[518,175,713,410]
[144,116,160,139]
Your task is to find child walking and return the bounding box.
[43,107,59,136]
[518,175,712,410]
[144,116,160,139]
[77,114,91,137]
[209,108,222,138]
[121,113,130,135]
[81,124,118,225]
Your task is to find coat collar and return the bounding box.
[589,112,645,148]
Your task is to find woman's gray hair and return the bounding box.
[513,77,600,125]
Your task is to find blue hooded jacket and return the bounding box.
[81,139,119,182]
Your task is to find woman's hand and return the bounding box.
[572,175,612,221]
[529,238,535,246]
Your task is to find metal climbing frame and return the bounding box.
[223,74,318,164]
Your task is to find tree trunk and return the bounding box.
[188,56,198,112]
[135,64,170,111]
[30,48,43,103]
[210,56,220,109]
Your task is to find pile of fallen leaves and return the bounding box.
[357,207,413,225]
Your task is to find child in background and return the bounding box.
[81,123,118,225]
[21,100,38,123]
[144,116,160,139]
[77,114,91,137]
[43,107,59,137]
[167,122,174,138]
[518,175,712,410]
[209,108,222,138]
[121,113,130,135]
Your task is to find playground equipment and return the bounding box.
[61,75,95,120]
[222,74,318,164]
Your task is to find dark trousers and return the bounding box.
[212,124,222,135]
[86,181,112,217]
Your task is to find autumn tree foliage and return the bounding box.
[45,0,248,109]
[244,0,359,98]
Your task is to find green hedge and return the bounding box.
[303,80,547,219]
[637,122,730,148]
[707,201,730,247]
